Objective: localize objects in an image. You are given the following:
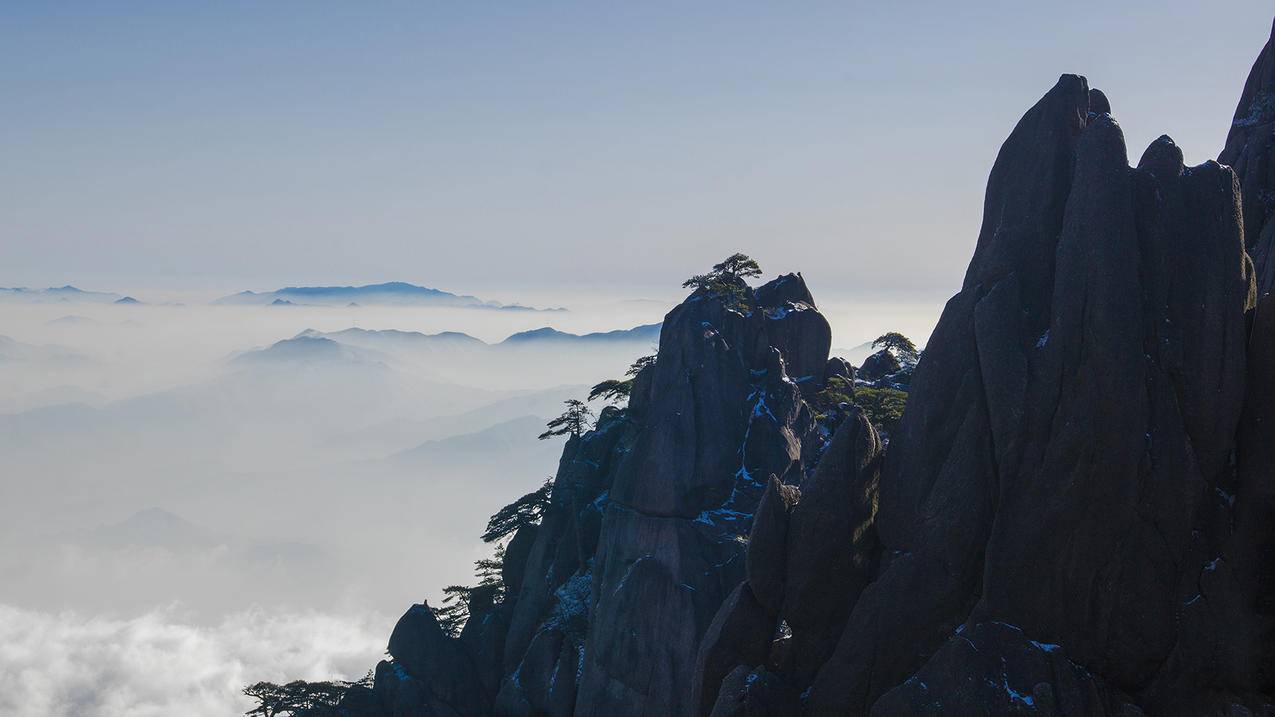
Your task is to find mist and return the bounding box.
[0,282,938,716]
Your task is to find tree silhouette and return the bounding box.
[243,673,372,717]
[538,399,594,440]
[589,354,657,405]
[482,478,552,543]
[627,354,656,375]
[682,253,762,309]
[431,585,474,637]
[709,252,762,280]
[589,378,632,404]
[430,544,508,637]
[871,332,918,359]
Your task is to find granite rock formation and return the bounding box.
[695,43,1275,717]
[330,271,845,717]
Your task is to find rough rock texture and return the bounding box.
[573,273,833,716]
[781,409,882,687]
[334,272,839,717]
[708,665,800,717]
[802,73,1271,715]
[689,408,883,713]
[690,582,776,717]
[745,476,800,615]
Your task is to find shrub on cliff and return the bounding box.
[538,399,594,440]
[589,354,656,405]
[854,386,907,437]
[481,478,552,543]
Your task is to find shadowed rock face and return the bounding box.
[1222,18,1275,298]
[804,75,1267,715]
[574,274,833,716]
[692,409,884,716]
[340,273,839,717]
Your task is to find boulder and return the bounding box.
[856,349,900,382]
[691,582,777,717]
[825,356,855,383]
[745,475,800,614]
[782,408,881,685]
[385,604,486,715]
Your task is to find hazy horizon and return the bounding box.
[5,2,1273,299]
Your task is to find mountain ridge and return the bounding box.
[212,281,566,312]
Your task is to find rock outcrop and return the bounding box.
[800,72,1271,715]
[572,272,831,715]
[333,272,845,717]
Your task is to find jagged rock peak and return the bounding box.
[798,69,1264,716]
[1137,134,1184,177]
[1088,86,1111,116]
[1221,16,1275,297]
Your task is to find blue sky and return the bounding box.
[2,1,1271,298]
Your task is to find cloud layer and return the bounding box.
[0,604,387,717]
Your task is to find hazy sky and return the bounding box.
[3,1,1272,300]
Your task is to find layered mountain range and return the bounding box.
[213,281,562,311]
[306,20,1275,717]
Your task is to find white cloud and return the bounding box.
[0,603,388,717]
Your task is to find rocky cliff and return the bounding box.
[312,23,1275,717]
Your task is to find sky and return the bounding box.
[2,1,1273,303]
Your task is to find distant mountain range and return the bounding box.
[0,285,126,304]
[499,324,662,345]
[229,335,393,370]
[292,323,661,353]
[0,335,89,366]
[212,281,564,311]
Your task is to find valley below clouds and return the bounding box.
[0,286,934,715]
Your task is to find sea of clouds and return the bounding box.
[0,284,939,715]
[0,603,387,717]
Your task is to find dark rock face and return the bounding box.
[856,349,914,390]
[575,274,832,716]
[708,665,800,717]
[745,476,800,615]
[804,73,1269,715]
[781,410,881,686]
[689,410,883,712]
[340,272,838,717]
[856,349,899,383]
[372,604,488,716]
[824,356,855,383]
[1221,18,1275,298]
[868,622,1140,716]
[691,582,776,717]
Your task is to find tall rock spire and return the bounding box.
[1220,17,1275,298]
